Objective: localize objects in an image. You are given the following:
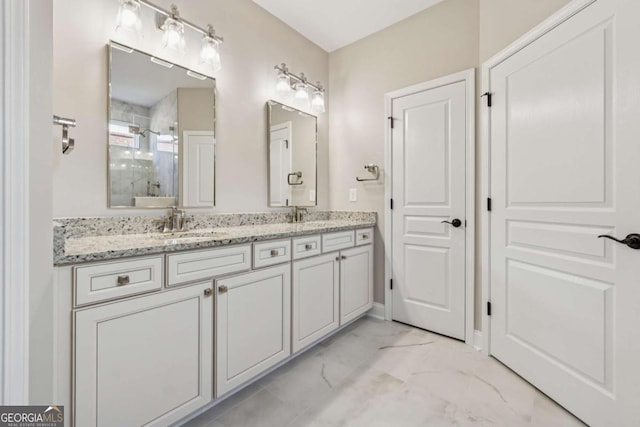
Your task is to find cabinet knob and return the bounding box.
[218,285,228,294]
[341,255,347,260]
[116,275,130,286]
[204,288,213,297]
[335,256,341,261]
[270,249,279,257]
[305,244,313,250]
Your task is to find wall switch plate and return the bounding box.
[309,190,316,202]
[349,188,357,202]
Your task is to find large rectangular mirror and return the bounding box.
[108,42,216,208]
[267,100,317,207]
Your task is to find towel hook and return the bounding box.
[356,164,380,182]
[53,115,76,154]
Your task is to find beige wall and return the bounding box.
[53,0,329,217]
[329,0,480,304]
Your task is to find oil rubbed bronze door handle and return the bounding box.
[598,233,640,250]
[441,219,462,228]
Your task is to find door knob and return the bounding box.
[598,233,640,250]
[441,219,462,228]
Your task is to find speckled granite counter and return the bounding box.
[54,211,376,266]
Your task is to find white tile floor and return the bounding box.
[183,317,586,427]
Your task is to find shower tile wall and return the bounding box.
[149,90,178,201]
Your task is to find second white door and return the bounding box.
[391,72,472,340]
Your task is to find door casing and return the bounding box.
[384,68,476,346]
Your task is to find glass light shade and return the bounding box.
[275,71,291,94]
[294,81,310,109]
[161,17,186,53]
[200,36,222,71]
[311,89,325,114]
[115,0,142,37]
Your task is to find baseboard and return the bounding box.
[367,302,386,320]
[473,330,482,350]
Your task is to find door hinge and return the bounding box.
[487,197,492,212]
[388,116,394,129]
[390,279,393,290]
[487,301,492,316]
[481,92,493,107]
[390,198,394,210]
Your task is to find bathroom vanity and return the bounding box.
[53,212,375,426]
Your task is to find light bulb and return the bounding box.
[275,71,291,94]
[161,16,185,53]
[115,0,142,37]
[200,35,222,71]
[311,89,325,114]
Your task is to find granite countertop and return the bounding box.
[54,212,376,265]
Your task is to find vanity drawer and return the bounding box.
[356,228,374,246]
[322,231,355,253]
[74,256,163,306]
[292,235,322,260]
[167,245,252,286]
[253,239,292,268]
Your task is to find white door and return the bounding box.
[391,75,470,340]
[216,264,291,397]
[488,0,640,425]
[74,282,213,427]
[340,244,374,325]
[269,123,292,207]
[182,130,215,207]
[292,253,340,353]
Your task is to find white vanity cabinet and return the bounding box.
[339,244,374,324]
[74,281,213,427]
[292,253,340,353]
[215,264,291,396]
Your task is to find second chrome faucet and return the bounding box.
[154,207,188,233]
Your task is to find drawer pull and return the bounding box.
[218,285,228,294]
[116,275,130,286]
[362,234,369,239]
[204,288,213,297]
[305,244,313,250]
[270,249,279,257]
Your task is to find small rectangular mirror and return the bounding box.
[267,100,317,207]
[108,42,216,208]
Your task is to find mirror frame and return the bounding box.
[107,41,217,209]
[267,100,318,208]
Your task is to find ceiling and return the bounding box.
[253,0,443,52]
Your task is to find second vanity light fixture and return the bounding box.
[274,63,326,114]
[115,0,224,71]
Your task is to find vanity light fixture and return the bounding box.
[116,0,142,37]
[115,1,224,71]
[274,63,326,114]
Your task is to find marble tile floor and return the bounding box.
[183,317,586,427]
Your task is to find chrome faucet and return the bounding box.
[292,206,308,223]
[154,207,188,233]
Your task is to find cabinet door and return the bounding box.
[74,282,213,427]
[340,244,374,325]
[216,264,291,397]
[292,253,339,353]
